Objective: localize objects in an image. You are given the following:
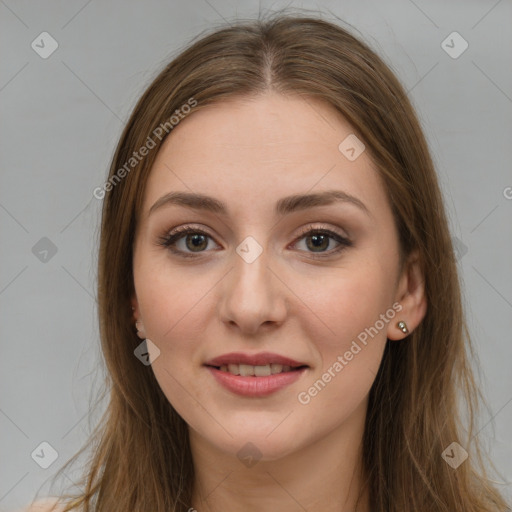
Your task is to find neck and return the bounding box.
[189,400,370,512]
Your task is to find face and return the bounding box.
[132,92,413,462]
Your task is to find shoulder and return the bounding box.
[17,498,67,512]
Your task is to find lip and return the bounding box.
[204,352,309,397]
[204,351,308,368]
[206,366,308,397]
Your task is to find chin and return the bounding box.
[190,421,305,463]
[225,435,301,463]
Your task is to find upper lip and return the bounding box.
[204,352,308,368]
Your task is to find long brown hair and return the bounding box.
[41,11,509,512]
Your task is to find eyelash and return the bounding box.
[157,224,352,260]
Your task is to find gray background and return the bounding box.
[1,0,511,509]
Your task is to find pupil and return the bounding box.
[307,234,328,251]
[183,233,329,253]
[187,234,207,251]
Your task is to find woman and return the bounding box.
[26,12,509,512]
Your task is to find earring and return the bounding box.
[397,321,409,334]
[135,320,146,339]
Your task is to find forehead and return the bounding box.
[142,92,388,221]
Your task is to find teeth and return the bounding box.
[270,363,283,374]
[239,364,255,377]
[217,363,296,376]
[228,363,240,375]
[254,365,271,377]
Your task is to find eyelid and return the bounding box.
[157,222,352,258]
[288,224,352,258]
[292,223,350,244]
[156,224,218,258]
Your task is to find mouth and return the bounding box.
[203,352,309,397]
[205,363,309,377]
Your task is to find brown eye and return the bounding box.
[292,228,352,256]
[184,233,209,252]
[157,225,352,259]
[157,226,218,258]
[305,233,330,252]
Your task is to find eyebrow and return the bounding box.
[148,190,372,219]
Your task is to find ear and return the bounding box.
[131,294,140,321]
[387,249,427,340]
[131,294,147,339]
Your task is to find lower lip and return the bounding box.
[205,366,307,397]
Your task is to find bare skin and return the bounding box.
[131,92,427,512]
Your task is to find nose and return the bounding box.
[218,245,288,336]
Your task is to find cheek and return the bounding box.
[136,268,211,420]
[135,256,210,343]
[293,262,394,414]
[295,271,390,418]
[296,260,393,352]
